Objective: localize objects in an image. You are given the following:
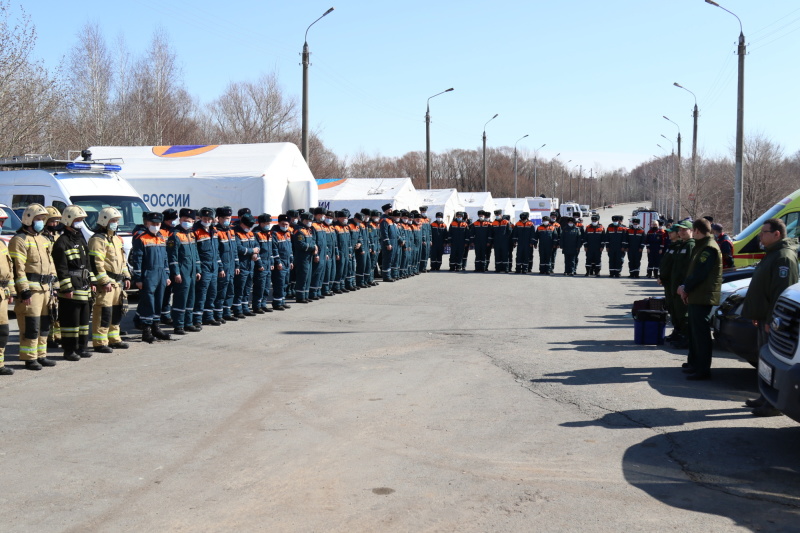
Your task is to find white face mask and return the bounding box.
[201,221,211,228]
[435,218,442,222]
[279,225,289,232]
[568,223,574,227]
[303,221,312,227]
[455,217,462,222]
[478,216,484,221]
[591,222,598,226]
[496,216,502,221]
[148,224,160,234]
[72,221,84,230]
[372,217,379,223]
[108,222,119,232]
[543,221,550,226]
[292,218,299,224]
[180,220,193,230]
[324,217,333,224]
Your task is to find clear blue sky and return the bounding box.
[23,0,800,174]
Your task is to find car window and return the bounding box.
[12,194,44,209]
[782,211,800,239]
[52,200,68,213]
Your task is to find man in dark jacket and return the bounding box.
[677,218,722,380]
[711,223,735,269]
[741,218,799,416]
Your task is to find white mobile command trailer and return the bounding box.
[0,154,149,254]
[85,143,318,217]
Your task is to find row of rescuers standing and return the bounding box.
[0,203,129,375]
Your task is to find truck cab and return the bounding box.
[758,282,800,423]
[0,155,149,256]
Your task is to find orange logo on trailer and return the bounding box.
[152,145,219,158]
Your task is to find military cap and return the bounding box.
[411,211,420,217]
[360,208,371,215]
[503,214,511,220]
[612,215,622,221]
[391,210,401,217]
[520,211,529,218]
[313,207,326,215]
[198,207,214,218]
[162,208,179,221]
[419,206,428,212]
[240,213,256,226]
[436,212,444,217]
[666,225,679,233]
[257,213,272,223]
[631,217,640,223]
[179,208,196,218]
[278,214,289,222]
[286,210,299,218]
[238,207,251,217]
[144,211,163,223]
[297,208,306,215]
[711,223,723,232]
[335,210,346,218]
[591,214,600,221]
[215,206,233,217]
[381,203,393,212]
[494,209,503,216]
[326,210,335,217]
[370,210,381,217]
[341,208,350,217]
[354,212,364,221]
[551,211,559,217]
[300,212,313,221]
[676,220,692,229]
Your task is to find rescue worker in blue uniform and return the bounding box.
[233,213,259,318]
[293,212,317,303]
[548,212,562,274]
[429,212,447,271]
[358,209,374,287]
[645,220,667,278]
[159,208,179,326]
[379,204,398,282]
[560,217,583,276]
[310,207,328,299]
[605,215,628,278]
[419,206,431,272]
[214,206,238,322]
[368,210,381,284]
[533,217,558,275]
[512,212,535,273]
[491,209,513,272]
[346,210,361,288]
[323,210,338,294]
[470,211,491,272]
[167,208,201,334]
[447,212,469,271]
[332,211,351,291]
[252,213,274,312]
[271,214,293,310]
[583,215,605,277]
[354,212,369,287]
[285,209,299,299]
[623,217,646,278]
[130,211,172,343]
[192,207,222,326]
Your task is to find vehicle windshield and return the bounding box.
[735,200,787,241]
[0,207,23,235]
[69,195,148,233]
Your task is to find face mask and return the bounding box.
[279,225,289,232]
[324,217,333,224]
[478,216,484,221]
[221,219,231,227]
[543,221,550,226]
[260,223,270,231]
[455,217,462,222]
[72,221,84,230]
[180,221,193,230]
[633,224,640,229]
[109,222,119,232]
[592,222,598,226]
[33,220,45,232]
[292,218,299,224]
[372,217,379,223]
[496,216,502,221]
[303,221,312,228]
[435,218,442,222]
[568,223,574,227]
[201,221,211,229]
[148,225,160,234]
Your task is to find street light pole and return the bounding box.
[482,114,499,192]
[513,134,529,198]
[550,152,561,200]
[532,143,546,197]
[561,160,571,201]
[301,7,334,163]
[706,0,745,234]
[660,134,675,219]
[425,88,454,189]
[663,116,682,218]
[674,82,699,214]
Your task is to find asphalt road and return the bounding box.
[1,202,799,532]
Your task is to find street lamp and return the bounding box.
[532,143,546,196]
[482,114,498,192]
[301,7,335,163]
[705,0,746,234]
[660,134,676,219]
[663,116,682,218]
[550,152,561,200]
[513,134,528,198]
[674,82,699,209]
[425,88,454,189]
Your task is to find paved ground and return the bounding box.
[1,202,799,532]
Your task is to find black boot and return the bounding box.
[63,350,81,361]
[142,325,155,344]
[152,324,172,341]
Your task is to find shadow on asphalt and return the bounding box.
[532,364,758,402]
[622,427,800,532]
[561,407,753,428]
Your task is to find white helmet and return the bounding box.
[21,203,48,226]
[97,207,122,228]
[61,205,88,227]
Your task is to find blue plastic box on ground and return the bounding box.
[634,319,666,345]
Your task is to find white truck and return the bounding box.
[0,154,149,254]
[85,143,318,218]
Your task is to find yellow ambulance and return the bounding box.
[733,189,800,266]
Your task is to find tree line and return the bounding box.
[2,5,798,233]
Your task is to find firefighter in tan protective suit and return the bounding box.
[0,208,15,376]
[9,204,58,370]
[88,207,131,352]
